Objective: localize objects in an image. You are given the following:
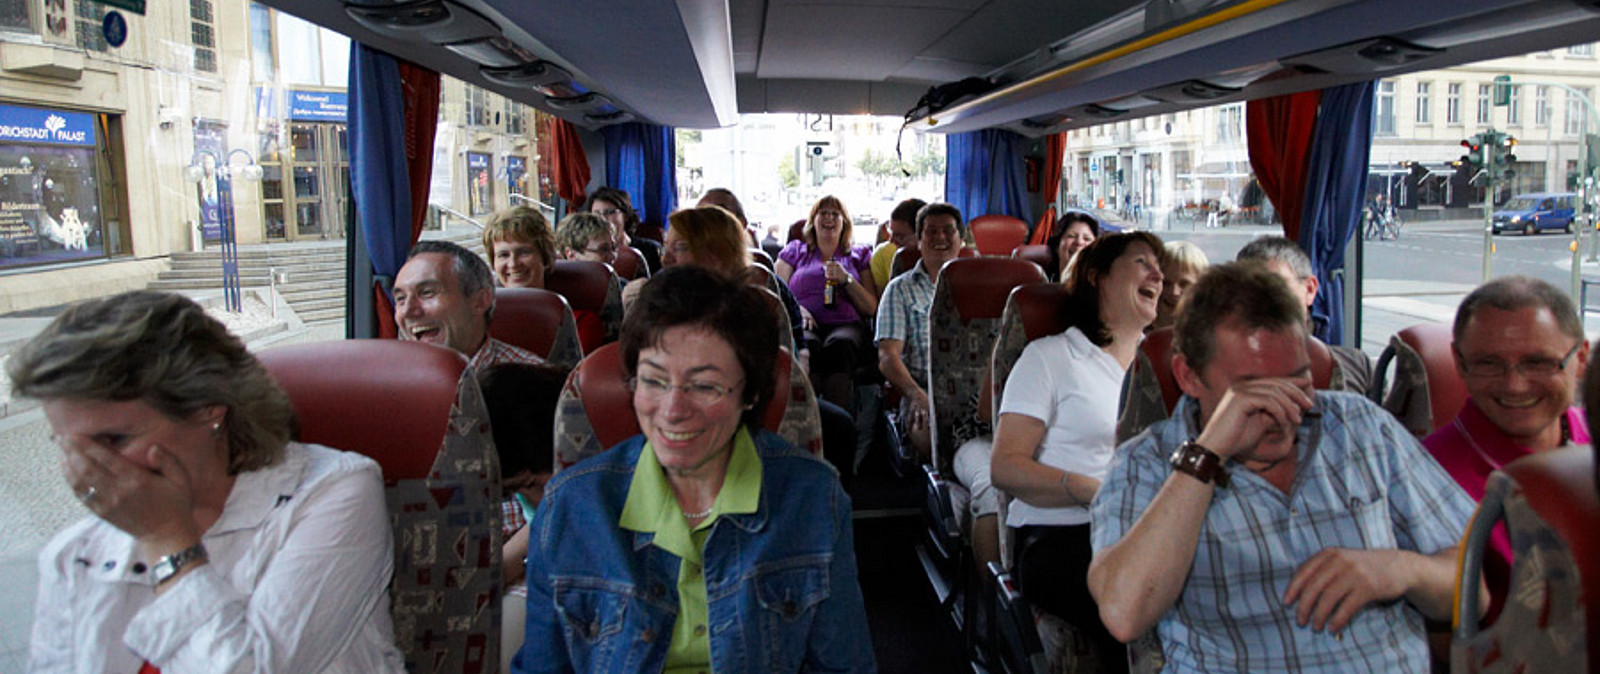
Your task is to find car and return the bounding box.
[1492,192,1578,236]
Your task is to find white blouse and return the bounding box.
[28,442,405,673]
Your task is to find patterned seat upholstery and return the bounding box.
[259,340,502,674]
[1455,445,1599,673]
[969,214,1030,256]
[547,259,625,348]
[987,282,1111,673]
[1372,322,1463,437]
[553,343,820,470]
[489,287,584,370]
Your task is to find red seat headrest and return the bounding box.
[891,245,922,278]
[1008,283,1072,342]
[546,260,612,313]
[1398,323,1464,435]
[259,340,466,481]
[489,288,571,358]
[940,258,1048,321]
[1011,244,1052,276]
[574,343,793,450]
[969,214,1030,256]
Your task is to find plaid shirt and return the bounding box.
[1092,391,1476,673]
[466,337,544,378]
[874,263,936,386]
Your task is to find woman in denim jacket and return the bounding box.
[513,265,876,673]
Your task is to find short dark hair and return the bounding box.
[1174,262,1308,374]
[408,239,495,323]
[479,363,566,477]
[621,266,779,429]
[1453,275,1583,345]
[1063,231,1164,346]
[915,202,964,236]
[1236,235,1314,279]
[698,188,747,225]
[892,198,928,226]
[587,187,640,234]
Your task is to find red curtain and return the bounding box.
[550,118,591,210]
[1029,133,1066,245]
[1246,91,1321,241]
[372,61,440,340]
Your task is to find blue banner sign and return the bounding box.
[0,104,96,147]
[467,152,490,170]
[287,90,348,122]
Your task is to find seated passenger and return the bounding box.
[1150,240,1208,331]
[513,266,875,673]
[627,205,859,487]
[1236,236,1372,393]
[587,187,661,275]
[869,198,927,293]
[556,211,621,272]
[1088,263,1482,672]
[485,205,605,351]
[777,195,878,412]
[696,186,757,247]
[393,240,544,372]
[1046,211,1099,282]
[1423,275,1590,620]
[876,202,965,461]
[10,291,404,672]
[990,232,1166,672]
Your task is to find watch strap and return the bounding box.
[1170,441,1230,488]
[152,543,209,586]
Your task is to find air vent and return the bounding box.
[443,37,528,68]
[547,92,611,112]
[344,0,497,45]
[1144,79,1241,103]
[585,110,635,125]
[481,61,573,91]
[1282,37,1443,74]
[1075,104,1128,120]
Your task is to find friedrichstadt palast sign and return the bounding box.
[0,104,96,147]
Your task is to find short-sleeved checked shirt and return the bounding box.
[466,337,544,378]
[874,263,936,386]
[1091,391,1476,673]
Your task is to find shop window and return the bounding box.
[0,104,116,271]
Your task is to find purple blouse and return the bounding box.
[779,240,873,325]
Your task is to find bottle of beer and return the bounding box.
[823,278,838,308]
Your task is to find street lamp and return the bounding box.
[184,148,262,313]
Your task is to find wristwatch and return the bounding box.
[1170,441,1230,488]
[152,543,209,586]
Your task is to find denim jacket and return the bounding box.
[512,430,876,673]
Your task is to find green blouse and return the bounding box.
[618,427,763,673]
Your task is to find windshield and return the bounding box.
[1500,197,1539,211]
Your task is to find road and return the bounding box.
[1143,217,1600,356]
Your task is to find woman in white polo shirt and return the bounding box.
[991,231,1165,673]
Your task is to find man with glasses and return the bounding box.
[1423,275,1591,619]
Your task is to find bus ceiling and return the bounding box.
[259,0,1600,135]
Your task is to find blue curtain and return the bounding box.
[600,122,677,228]
[945,129,1030,223]
[348,45,410,298]
[1298,82,1375,345]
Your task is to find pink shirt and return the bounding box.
[1422,398,1589,619]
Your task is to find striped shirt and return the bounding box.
[1091,391,1475,673]
[875,262,936,386]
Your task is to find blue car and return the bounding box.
[1492,192,1578,235]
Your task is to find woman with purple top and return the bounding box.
[776,195,877,411]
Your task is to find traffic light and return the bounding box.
[1492,133,1516,180]
[1458,135,1483,177]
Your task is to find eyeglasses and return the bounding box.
[594,208,623,218]
[1460,342,1583,379]
[583,244,618,256]
[630,376,742,406]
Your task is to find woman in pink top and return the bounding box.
[775,195,877,411]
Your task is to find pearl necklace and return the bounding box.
[683,505,713,520]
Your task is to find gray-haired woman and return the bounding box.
[9,291,404,673]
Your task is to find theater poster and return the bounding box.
[193,120,228,243]
[507,155,527,197]
[467,151,491,216]
[0,103,105,271]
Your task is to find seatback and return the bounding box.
[969,214,1030,256]
[991,283,1073,569]
[1455,446,1599,673]
[553,343,820,469]
[613,244,648,281]
[890,245,922,280]
[748,247,775,271]
[928,258,1048,477]
[489,287,584,370]
[546,259,625,348]
[259,340,502,673]
[745,265,799,355]
[1010,244,1052,277]
[1373,322,1463,437]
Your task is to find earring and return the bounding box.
[211,422,223,436]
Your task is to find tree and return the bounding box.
[778,156,798,189]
